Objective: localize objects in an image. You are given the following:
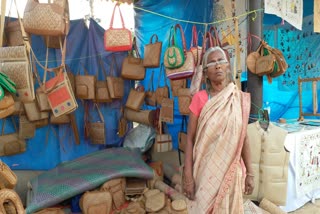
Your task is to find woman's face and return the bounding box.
[205,50,229,83]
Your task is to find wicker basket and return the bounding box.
[0,161,17,189]
[0,189,24,214]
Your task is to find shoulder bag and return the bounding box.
[106,55,124,99]
[88,103,106,145]
[155,64,169,106]
[95,56,112,103]
[104,3,132,52]
[177,88,191,115]
[75,63,96,100]
[23,0,70,36]
[0,118,26,157]
[121,37,146,80]
[145,70,156,106]
[143,34,162,68]
[125,85,145,111]
[165,24,195,80]
[163,26,185,69]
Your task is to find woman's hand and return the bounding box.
[183,174,195,200]
[244,175,254,195]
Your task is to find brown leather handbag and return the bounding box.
[87,103,106,145]
[125,86,145,111]
[95,56,112,103]
[106,55,124,99]
[75,63,96,100]
[155,64,169,106]
[121,38,145,80]
[143,34,162,68]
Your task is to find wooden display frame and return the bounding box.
[298,77,320,121]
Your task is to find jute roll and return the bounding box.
[154,180,186,201]
[259,198,287,214]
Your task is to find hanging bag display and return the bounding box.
[165,24,195,80]
[0,118,26,157]
[189,25,202,66]
[88,103,106,145]
[163,26,185,69]
[18,114,36,139]
[170,79,186,97]
[106,55,124,99]
[5,18,24,47]
[143,34,162,68]
[125,85,145,111]
[153,121,172,153]
[177,88,191,115]
[95,56,112,103]
[75,63,96,100]
[104,3,132,52]
[23,0,70,36]
[155,64,169,106]
[121,37,146,80]
[145,70,156,106]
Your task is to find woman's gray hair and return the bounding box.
[202,46,234,93]
[202,46,228,69]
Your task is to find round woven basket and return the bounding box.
[171,199,187,214]
[0,189,24,214]
[0,161,17,189]
[246,51,260,74]
[145,192,166,212]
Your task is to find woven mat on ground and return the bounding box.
[26,147,153,214]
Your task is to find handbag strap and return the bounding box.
[110,54,119,77]
[150,34,158,44]
[200,32,214,64]
[109,2,125,29]
[190,25,198,49]
[174,24,187,53]
[132,37,141,58]
[1,116,18,136]
[157,63,168,88]
[98,56,108,79]
[146,70,154,92]
[209,26,222,47]
[180,115,188,132]
[0,0,6,47]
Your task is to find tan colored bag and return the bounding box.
[121,38,145,80]
[80,190,113,214]
[143,34,162,68]
[255,54,276,76]
[43,35,65,49]
[145,71,156,106]
[153,122,172,153]
[75,64,96,100]
[125,87,145,111]
[87,103,105,145]
[0,93,14,111]
[23,0,70,36]
[159,98,174,123]
[100,178,126,210]
[49,113,70,125]
[124,108,155,126]
[0,105,15,120]
[170,79,186,97]
[19,115,36,139]
[177,88,191,115]
[0,189,24,214]
[107,55,124,99]
[5,19,24,46]
[23,101,49,122]
[95,56,112,103]
[0,161,17,189]
[155,64,169,106]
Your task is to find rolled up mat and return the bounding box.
[154,180,186,201]
[259,198,287,214]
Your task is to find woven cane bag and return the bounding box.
[88,104,106,145]
[104,3,132,52]
[0,189,24,214]
[177,88,191,115]
[23,0,70,36]
[143,34,162,68]
[145,192,166,212]
[0,161,17,189]
[0,46,35,102]
[106,56,124,99]
[170,79,186,97]
[18,115,36,139]
[100,178,126,210]
[124,108,155,126]
[5,20,24,46]
[125,88,145,111]
[79,190,112,214]
[95,57,112,103]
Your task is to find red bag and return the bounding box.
[104,3,132,52]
